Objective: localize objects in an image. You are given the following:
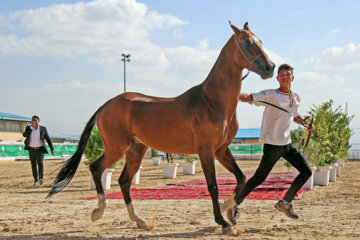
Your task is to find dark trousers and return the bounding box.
[237,143,312,204]
[28,148,45,182]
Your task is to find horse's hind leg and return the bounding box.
[118,140,155,229]
[215,147,246,214]
[90,151,124,222]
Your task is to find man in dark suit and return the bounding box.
[23,115,54,185]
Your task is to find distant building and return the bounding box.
[0,112,31,142]
[0,112,80,144]
[232,128,261,144]
[51,136,79,144]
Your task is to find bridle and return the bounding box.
[233,34,264,81]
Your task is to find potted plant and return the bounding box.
[84,128,124,190]
[151,149,162,165]
[163,153,178,178]
[329,163,338,182]
[336,159,345,176]
[313,163,331,186]
[310,101,353,185]
[132,166,142,185]
[182,154,199,175]
[291,100,354,187]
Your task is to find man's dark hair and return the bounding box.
[277,63,294,75]
[32,115,40,121]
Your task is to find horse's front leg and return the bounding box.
[215,147,246,214]
[198,148,239,235]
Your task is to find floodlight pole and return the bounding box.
[121,53,131,93]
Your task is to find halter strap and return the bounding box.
[233,34,264,77]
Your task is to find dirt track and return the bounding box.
[0,158,359,239]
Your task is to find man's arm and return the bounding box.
[239,92,253,102]
[293,116,315,131]
[23,125,31,137]
[43,127,55,155]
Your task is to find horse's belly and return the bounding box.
[133,125,196,154]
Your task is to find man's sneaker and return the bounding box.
[226,206,241,225]
[274,200,299,219]
[34,181,39,186]
[39,179,43,185]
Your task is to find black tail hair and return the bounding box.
[47,107,101,198]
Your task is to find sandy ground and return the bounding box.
[0,158,359,240]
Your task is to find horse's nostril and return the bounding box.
[265,64,275,72]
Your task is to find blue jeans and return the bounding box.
[237,143,312,204]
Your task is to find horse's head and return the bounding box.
[230,22,275,80]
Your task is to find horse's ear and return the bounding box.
[244,22,250,31]
[229,20,241,34]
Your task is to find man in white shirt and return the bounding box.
[23,116,54,186]
[227,64,314,223]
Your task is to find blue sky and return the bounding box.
[0,0,359,141]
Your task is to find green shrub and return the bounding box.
[151,149,158,157]
[291,100,354,166]
[84,128,124,168]
[182,154,199,163]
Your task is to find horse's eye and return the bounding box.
[245,38,252,45]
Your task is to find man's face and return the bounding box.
[31,118,39,129]
[277,69,294,89]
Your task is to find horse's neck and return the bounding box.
[201,37,243,110]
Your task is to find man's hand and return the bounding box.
[51,150,55,155]
[239,92,253,102]
[307,123,315,132]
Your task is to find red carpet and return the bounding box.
[83,172,309,201]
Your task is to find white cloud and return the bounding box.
[0,0,217,94]
[144,11,188,29]
[296,71,345,89]
[316,43,360,70]
[0,0,187,59]
[263,48,289,66]
[330,28,341,34]
[173,27,184,39]
[0,14,9,26]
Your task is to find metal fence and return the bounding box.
[228,144,263,160]
[348,143,360,161]
[0,142,77,160]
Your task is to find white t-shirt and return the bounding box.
[251,89,300,146]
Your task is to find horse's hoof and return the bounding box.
[91,208,103,222]
[223,226,240,236]
[136,217,157,230]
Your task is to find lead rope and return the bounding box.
[253,100,313,148]
[241,70,250,81]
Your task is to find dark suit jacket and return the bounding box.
[23,125,54,154]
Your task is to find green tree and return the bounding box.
[291,100,354,166]
[84,128,123,168]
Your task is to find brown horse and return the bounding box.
[48,22,274,235]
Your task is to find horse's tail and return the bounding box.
[47,107,101,198]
